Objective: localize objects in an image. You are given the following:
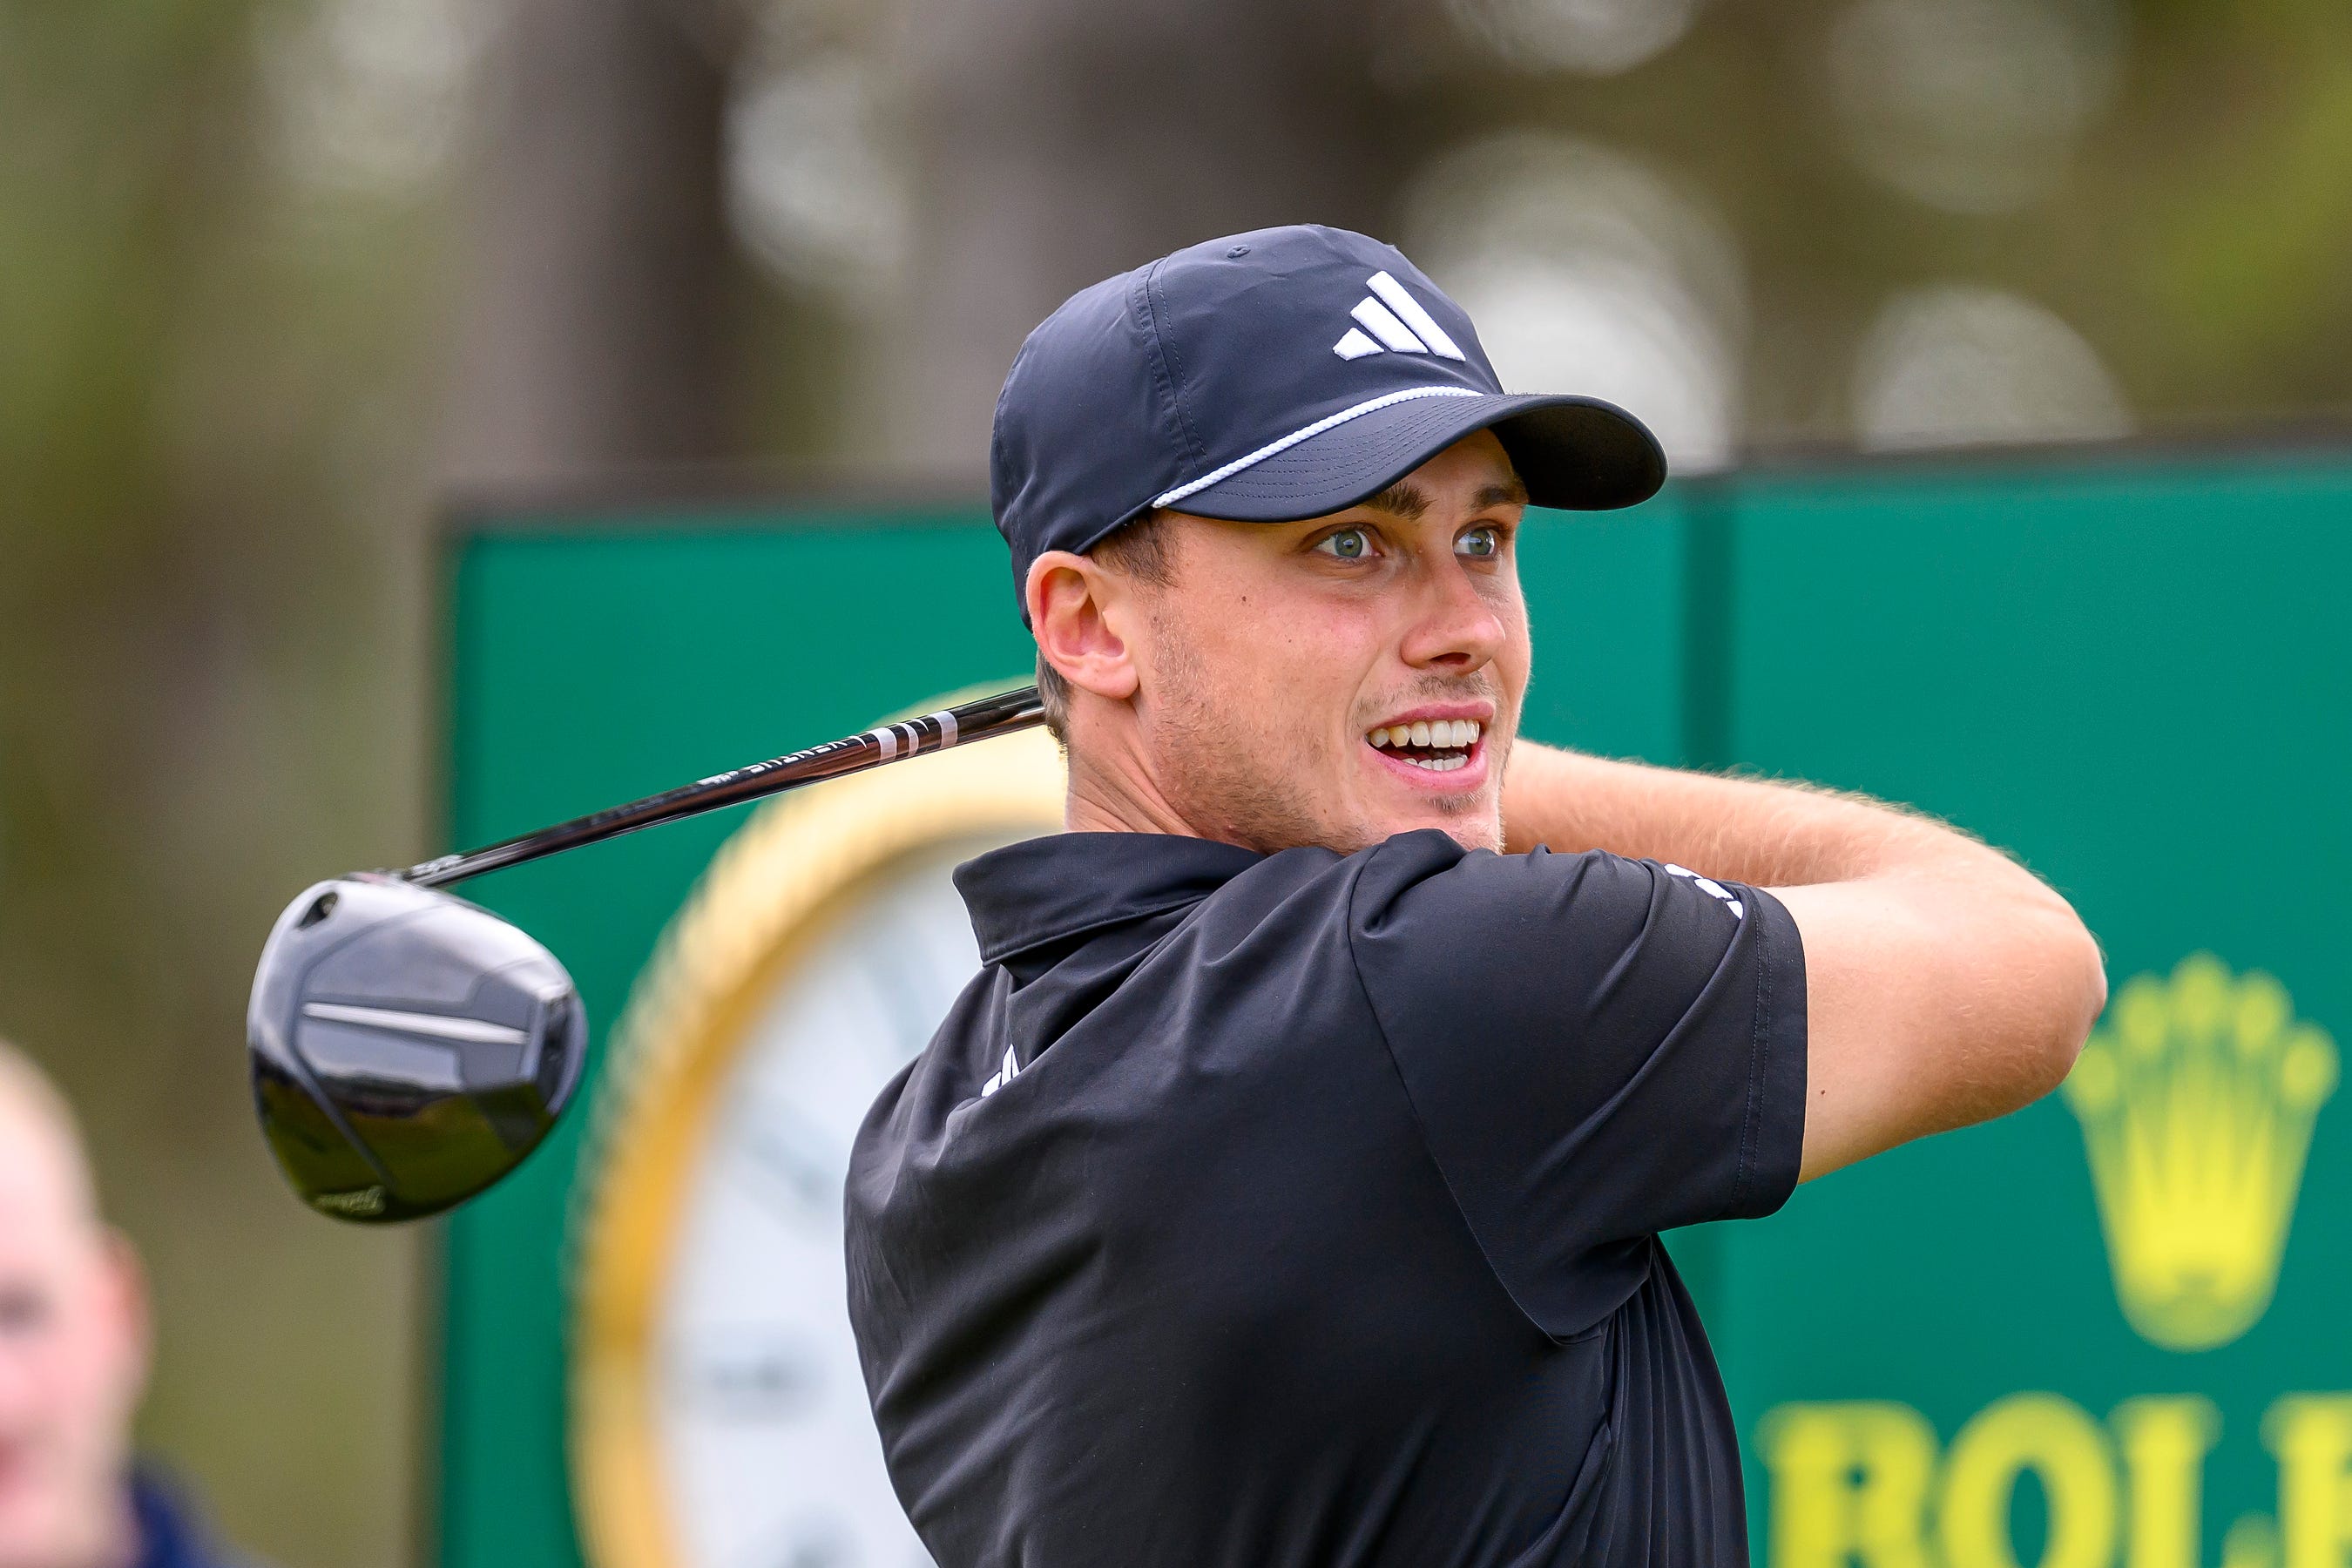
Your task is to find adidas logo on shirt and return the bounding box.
[1332,272,1469,362]
[981,1044,1021,1098]
[1665,863,1747,921]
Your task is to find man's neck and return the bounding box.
[1058,706,1217,839]
[1063,752,1200,840]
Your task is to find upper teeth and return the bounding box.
[1367,719,1482,751]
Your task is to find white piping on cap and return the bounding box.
[1151,386,1484,510]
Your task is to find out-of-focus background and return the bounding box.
[7,1,2352,1565]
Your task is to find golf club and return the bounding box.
[249,685,1047,1222]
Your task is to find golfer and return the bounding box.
[847,225,2105,1566]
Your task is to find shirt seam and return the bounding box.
[1341,847,1571,1345]
[1729,890,1775,1215]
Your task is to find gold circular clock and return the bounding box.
[570,711,1065,1568]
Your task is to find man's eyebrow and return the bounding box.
[1358,483,1428,522]
[1347,477,1526,523]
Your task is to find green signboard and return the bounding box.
[439,507,1040,1568]
[435,495,1686,1568]
[1717,458,2352,1568]
[438,453,2352,1568]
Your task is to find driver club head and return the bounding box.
[247,875,585,1223]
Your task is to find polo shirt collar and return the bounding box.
[956,833,1263,963]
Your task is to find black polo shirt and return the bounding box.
[847,828,1807,1567]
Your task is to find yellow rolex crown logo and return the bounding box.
[2063,953,2338,1352]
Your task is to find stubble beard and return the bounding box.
[1144,610,1511,857]
[1383,677,1511,855]
[1425,731,1510,853]
[1145,618,1333,855]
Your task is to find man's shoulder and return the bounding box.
[1144,832,1659,963]
[1341,831,1651,933]
[1147,834,1420,956]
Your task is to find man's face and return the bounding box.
[0,1098,143,1568]
[1130,431,1531,855]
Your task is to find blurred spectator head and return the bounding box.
[0,1043,150,1568]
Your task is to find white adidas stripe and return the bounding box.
[1149,270,1485,508]
[1369,271,1465,358]
[1352,296,1426,352]
[1330,271,1467,362]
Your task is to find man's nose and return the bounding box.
[1399,557,1506,672]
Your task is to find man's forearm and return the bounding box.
[1502,744,2106,1182]
[1501,740,2010,893]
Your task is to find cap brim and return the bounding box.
[1163,392,1666,524]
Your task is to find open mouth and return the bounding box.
[1365,718,1482,774]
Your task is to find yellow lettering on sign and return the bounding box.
[1756,1402,1936,1568]
[1938,1394,2118,1568]
[2114,1396,2220,1568]
[2222,1514,2282,1568]
[1752,1394,2352,1567]
[2266,1395,2352,1568]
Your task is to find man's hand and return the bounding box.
[1503,742,2105,1182]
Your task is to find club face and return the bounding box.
[248,875,585,1223]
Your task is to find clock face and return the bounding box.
[649,833,1022,1568]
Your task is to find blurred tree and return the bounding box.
[0,0,444,1563]
[864,0,1416,472]
[444,0,743,488]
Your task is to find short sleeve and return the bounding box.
[1347,831,1807,1339]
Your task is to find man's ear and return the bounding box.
[99,1227,152,1402]
[1027,550,1141,703]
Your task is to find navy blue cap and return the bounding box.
[990,223,1666,618]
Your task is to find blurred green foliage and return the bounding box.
[0,1,443,1564]
[1396,0,2352,436]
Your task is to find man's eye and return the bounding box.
[1315,528,1375,560]
[1456,526,1501,559]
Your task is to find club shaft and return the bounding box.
[402,686,1048,889]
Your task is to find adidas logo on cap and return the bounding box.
[986,224,1666,623]
[1333,271,1467,362]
